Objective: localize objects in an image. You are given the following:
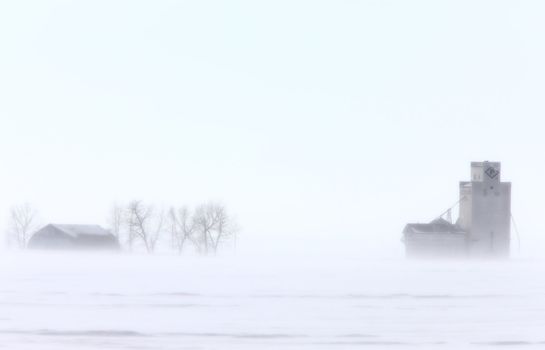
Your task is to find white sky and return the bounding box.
[1,1,545,257]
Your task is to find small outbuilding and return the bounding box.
[28,224,120,250]
[403,218,467,258]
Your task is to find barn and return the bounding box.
[27,224,120,250]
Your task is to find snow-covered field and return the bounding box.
[1,252,544,349]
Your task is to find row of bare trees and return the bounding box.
[109,201,238,255]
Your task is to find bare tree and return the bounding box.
[126,201,165,253]
[107,203,124,240]
[193,203,218,255]
[168,206,196,254]
[209,204,239,254]
[193,202,238,255]
[8,204,39,249]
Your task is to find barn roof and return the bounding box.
[403,218,466,235]
[48,224,113,238]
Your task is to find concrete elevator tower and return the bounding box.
[458,161,511,257]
